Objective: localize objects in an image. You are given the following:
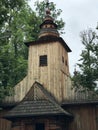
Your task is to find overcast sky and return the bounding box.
[28,0,98,74]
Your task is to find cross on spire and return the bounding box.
[45,0,51,15]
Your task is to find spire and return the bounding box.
[45,0,51,15]
[38,0,59,38]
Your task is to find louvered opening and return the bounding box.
[39,55,47,66]
[62,56,64,63]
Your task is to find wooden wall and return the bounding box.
[10,117,67,130]
[95,106,98,130]
[4,76,28,103]
[3,40,74,104]
[0,109,11,130]
[64,104,98,130]
[27,41,72,102]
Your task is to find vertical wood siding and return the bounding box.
[66,105,97,130]
[0,110,11,130]
[27,41,71,102]
[4,41,75,103]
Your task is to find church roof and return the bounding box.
[25,35,71,52]
[4,82,72,120]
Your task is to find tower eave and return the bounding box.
[24,36,72,52]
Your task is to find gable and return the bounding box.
[23,82,47,101]
[4,82,72,120]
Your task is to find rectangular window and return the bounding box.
[39,55,47,66]
[62,56,64,63]
[65,60,68,66]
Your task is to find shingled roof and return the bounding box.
[4,82,72,120]
[25,36,71,52]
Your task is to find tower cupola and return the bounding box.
[38,0,59,38]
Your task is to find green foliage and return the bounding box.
[72,29,98,92]
[0,0,30,100]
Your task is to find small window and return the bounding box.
[62,56,64,63]
[39,55,47,66]
[65,60,68,66]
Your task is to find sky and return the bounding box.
[28,0,98,74]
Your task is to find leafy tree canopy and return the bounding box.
[72,29,98,93]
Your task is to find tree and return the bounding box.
[0,0,32,100]
[72,29,98,93]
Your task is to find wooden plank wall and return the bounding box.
[2,40,74,104]
[0,109,11,130]
[10,117,66,130]
[27,41,73,103]
[95,106,98,130]
[3,40,82,103]
[4,76,28,103]
[65,105,97,130]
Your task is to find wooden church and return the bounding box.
[0,1,98,130]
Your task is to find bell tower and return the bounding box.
[25,0,71,102]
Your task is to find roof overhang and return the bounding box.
[62,100,98,107]
[24,36,71,53]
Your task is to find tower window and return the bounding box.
[65,60,68,66]
[62,56,64,63]
[39,55,47,66]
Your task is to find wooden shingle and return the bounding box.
[4,82,72,120]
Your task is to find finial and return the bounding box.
[45,0,51,15]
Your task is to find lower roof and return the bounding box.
[4,82,72,120]
[1,99,98,109]
[62,99,98,106]
[24,35,71,52]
